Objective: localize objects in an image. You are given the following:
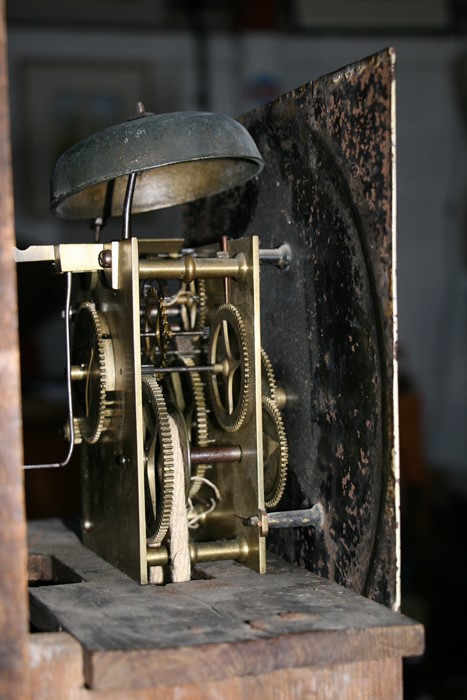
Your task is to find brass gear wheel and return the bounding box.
[179,278,207,332]
[261,347,286,410]
[142,376,175,547]
[208,303,252,433]
[261,347,278,405]
[71,301,115,444]
[171,357,209,497]
[144,287,171,368]
[262,396,288,509]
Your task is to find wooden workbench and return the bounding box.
[27,519,423,699]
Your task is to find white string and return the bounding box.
[187,476,221,529]
[168,415,191,582]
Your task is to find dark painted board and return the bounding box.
[185,49,397,607]
[28,520,423,690]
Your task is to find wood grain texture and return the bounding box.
[0,3,30,699]
[28,633,402,700]
[28,520,423,691]
[29,633,83,700]
[84,628,412,691]
[81,658,403,700]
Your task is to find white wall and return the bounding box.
[8,28,467,472]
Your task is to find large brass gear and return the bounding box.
[261,347,278,405]
[142,376,175,547]
[170,357,209,497]
[261,347,287,410]
[208,303,252,433]
[144,287,171,368]
[179,278,207,332]
[262,396,288,509]
[71,301,115,444]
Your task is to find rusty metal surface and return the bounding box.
[185,49,397,606]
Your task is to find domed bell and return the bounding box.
[50,109,264,220]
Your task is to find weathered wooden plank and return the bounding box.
[29,633,83,700]
[0,2,30,698]
[28,632,402,700]
[28,520,423,690]
[83,626,415,691]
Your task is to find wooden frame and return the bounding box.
[0,5,29,698]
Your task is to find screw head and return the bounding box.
[81,519,94,533]
[98,249,112,269]
[116,454,128,467]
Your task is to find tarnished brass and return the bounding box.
[70,365,87,382]
[146,536,249,568]
[80,237,148,582]
[21,233,271,582]
[13,243,104,273]
[138,253,248,282]
[191,236,266,574]
[15,110,289,585]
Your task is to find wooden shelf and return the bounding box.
[28,519,423,697]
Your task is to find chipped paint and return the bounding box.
[186,49,397,607]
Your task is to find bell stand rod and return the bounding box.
[122,171,138,241]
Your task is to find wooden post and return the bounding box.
[0,2,30,698]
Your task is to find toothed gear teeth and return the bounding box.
[196,278,207,330]
[180,357,209,497]
[142,376,175,547]
[179,278,207,332]
[72,301,115,445]
[262,396,289,509]
[261,347,279,405]
[144,287,171,369]
[208,303,252,433]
